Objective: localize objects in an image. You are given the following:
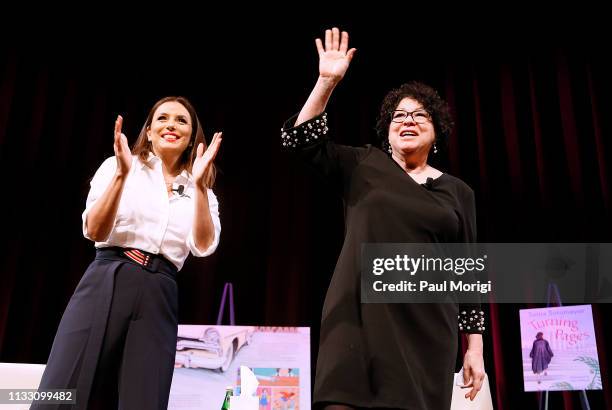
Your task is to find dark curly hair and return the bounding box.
[375,81,454,149]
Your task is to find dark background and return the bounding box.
[1,14,611,409]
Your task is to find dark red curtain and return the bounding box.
[1,21,611,409]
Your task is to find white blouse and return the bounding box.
[82,154,221,270]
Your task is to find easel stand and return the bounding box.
[217,282,235,326]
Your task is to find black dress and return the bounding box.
[281,113,484,409]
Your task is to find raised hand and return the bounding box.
[315,27,356,84]
[192,132,222,188]
[113,115,132,176]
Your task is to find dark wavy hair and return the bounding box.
[375,81,454,148]
[131,96,216,187]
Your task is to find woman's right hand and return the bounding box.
[114,115,132,177]
[293,27,356,126]
[316,27,356,85]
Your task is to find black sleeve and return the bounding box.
[281,112,370,196]
[457,185,486,334]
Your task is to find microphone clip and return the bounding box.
[171,184,190,198]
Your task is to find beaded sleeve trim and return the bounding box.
[458,309,485,333]
[281,113,328,148]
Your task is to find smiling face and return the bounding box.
[387,97,435,157]
[146,101,193,158]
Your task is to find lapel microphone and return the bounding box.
[171,185,188,197]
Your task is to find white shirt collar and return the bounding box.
[141,152,192,181]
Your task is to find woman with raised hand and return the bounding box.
[281,28,485,409]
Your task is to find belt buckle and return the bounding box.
[123,249,151,267]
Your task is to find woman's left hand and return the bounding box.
[462,349,485,401]
[193,132,222,187]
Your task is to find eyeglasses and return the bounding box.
[390,109,431,124]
